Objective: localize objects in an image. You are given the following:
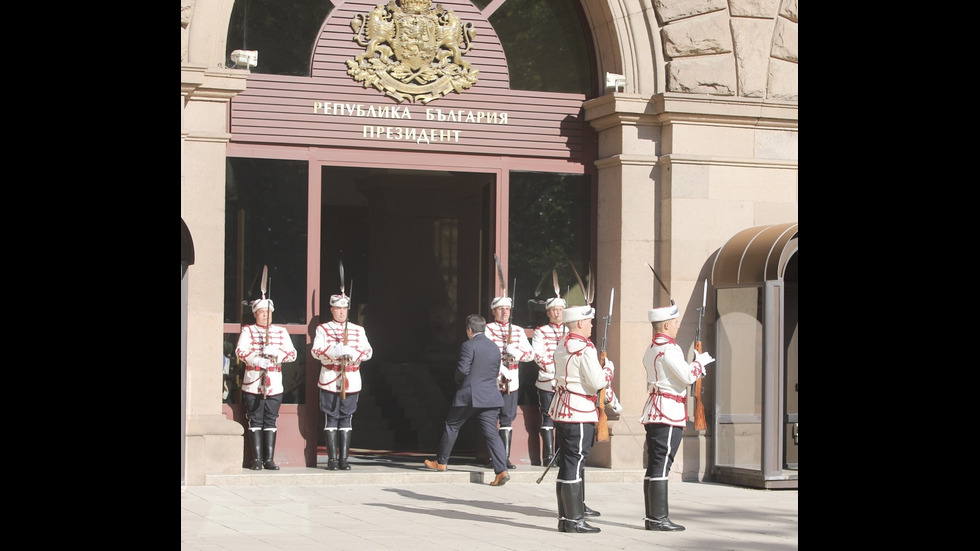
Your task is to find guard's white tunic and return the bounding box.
[639,333,706,427]
[236,324,298,397]
[311,320,373,394]
[532,322,565,392]
[549,333,607,423]
[485,322,533,393]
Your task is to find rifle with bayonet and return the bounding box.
[339,259,350,400]
[596,287,614,441]
[693,279,707,430]
[259,265,270,399]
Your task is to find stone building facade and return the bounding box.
[181,0,797,487]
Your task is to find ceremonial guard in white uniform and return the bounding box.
[640,303,714,531]
[484,296,533,469]
[236,298,298,470]
[532,297,566,465]
[548,305,607,533]
[312,293,374,470]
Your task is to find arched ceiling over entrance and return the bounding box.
[579,0,665,94]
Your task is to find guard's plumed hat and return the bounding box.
[545,297,567,310]
[251,299,275,313]
[330,294,350,308]
[491,296,513,309]
[562,305,595,323]
[648,304,679,322]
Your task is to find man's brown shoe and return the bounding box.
[490,471,510,486]
[424,459,446,471]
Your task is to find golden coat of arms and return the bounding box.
[346,0,479,104]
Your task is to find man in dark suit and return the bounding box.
[425,314,511,486]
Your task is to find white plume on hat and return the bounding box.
[648,304,679,322]
[251,299,275,313]
[491,296,513,309]
[330,294,350,308]
[562,305,595,323]
[545,297,567,309]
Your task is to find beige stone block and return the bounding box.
[668,56,737,96]
[732,18,775,98]
[710,164,797,203]
[670,124,756,157]
[668,239,716,282]
[676,196,758,241]
[663,11,734,57]
[772,17,798,62]
[729,0,780,18]
[768,58,798,100]
[655,0,728,23]
[752,203,799,224]
[668,162,710,199]
[779,0,799,22]
[755,129,798,160]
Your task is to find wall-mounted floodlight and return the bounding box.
[231,50,259,69]
[605,72,626,92]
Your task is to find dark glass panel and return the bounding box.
[489,0,593,94]
[224,158,308,325]
[508,171,591,405]
[226,0,335,76]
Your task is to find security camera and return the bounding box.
[231,50,258,69]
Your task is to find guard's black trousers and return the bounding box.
[644,423,683,479]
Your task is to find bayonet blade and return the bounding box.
[701,279,707,309]
[494,254,507,296]
[338,259,346,295]
[552,269,561,298]
[586,264,595,304]
[260,265,268,300]
[608,287,615,318]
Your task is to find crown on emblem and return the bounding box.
[400,0,432,13]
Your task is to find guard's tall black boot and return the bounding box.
[557,481,600,533]
[500,428,516,469]
[325,430,339,471]
[247,430,263,470]
[582,474,600,517]
[644,479,685,531]
[338,430,352,470]
[262,430,280,470]
[556,481,565,520]
[540,427,554,466]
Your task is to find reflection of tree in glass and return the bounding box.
[508,172,591,327]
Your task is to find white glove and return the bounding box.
[505,344,522,359]
[263,346,280,360]
[343,345,358,359]
[253,357,273,369]
[610,397,623,414]
[694,350,715,367]
[329,343,345,359]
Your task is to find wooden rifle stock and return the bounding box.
[693,339,706,430]
[596,351,609,441]
[693,279,707,430]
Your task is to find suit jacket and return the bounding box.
[451,332,504,408]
